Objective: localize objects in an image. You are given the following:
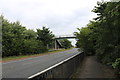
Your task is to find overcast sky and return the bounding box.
[1,0,109,46]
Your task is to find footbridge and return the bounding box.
[53,35,77,49]
[55,35,76,39]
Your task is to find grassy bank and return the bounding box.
[2,48,72,62]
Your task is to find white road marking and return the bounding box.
[28,52,82,79]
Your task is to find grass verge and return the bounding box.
[2,48,72,62]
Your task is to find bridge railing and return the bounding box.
[28,51,84,80]
[55,35,76,39]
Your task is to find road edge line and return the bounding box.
[28,51,82,79]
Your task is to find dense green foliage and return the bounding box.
[112,58,120,75]
[1,16,54,57]
[74,26,95,55]
[1,15,72,57]
[59,39,72,49]
[0,16,1,57]
[37,27,54,50]
[75,1,120,76]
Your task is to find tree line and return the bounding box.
[1,15,72,57]
[59,39,72,49]
[75,1,120,77]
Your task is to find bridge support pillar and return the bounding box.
[47,44,49,49]
[55,40,57,50]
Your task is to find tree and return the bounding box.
[75,1,120,76]
[59,39,72,49]
[2,15,52,57]
[37,27,54,49]
[24,29,37,39]
[74,26,95,55]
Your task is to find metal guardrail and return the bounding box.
[55,35,75,38]
[54,35,76,39]
[28,52,84,80]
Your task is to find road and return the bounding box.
[2,48,80,78]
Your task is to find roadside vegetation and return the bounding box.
[1,15,72,58]
[59,39,73,49]
[74,1,120,77]
[2,48,72,62]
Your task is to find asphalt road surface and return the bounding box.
[2,48,80,78]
